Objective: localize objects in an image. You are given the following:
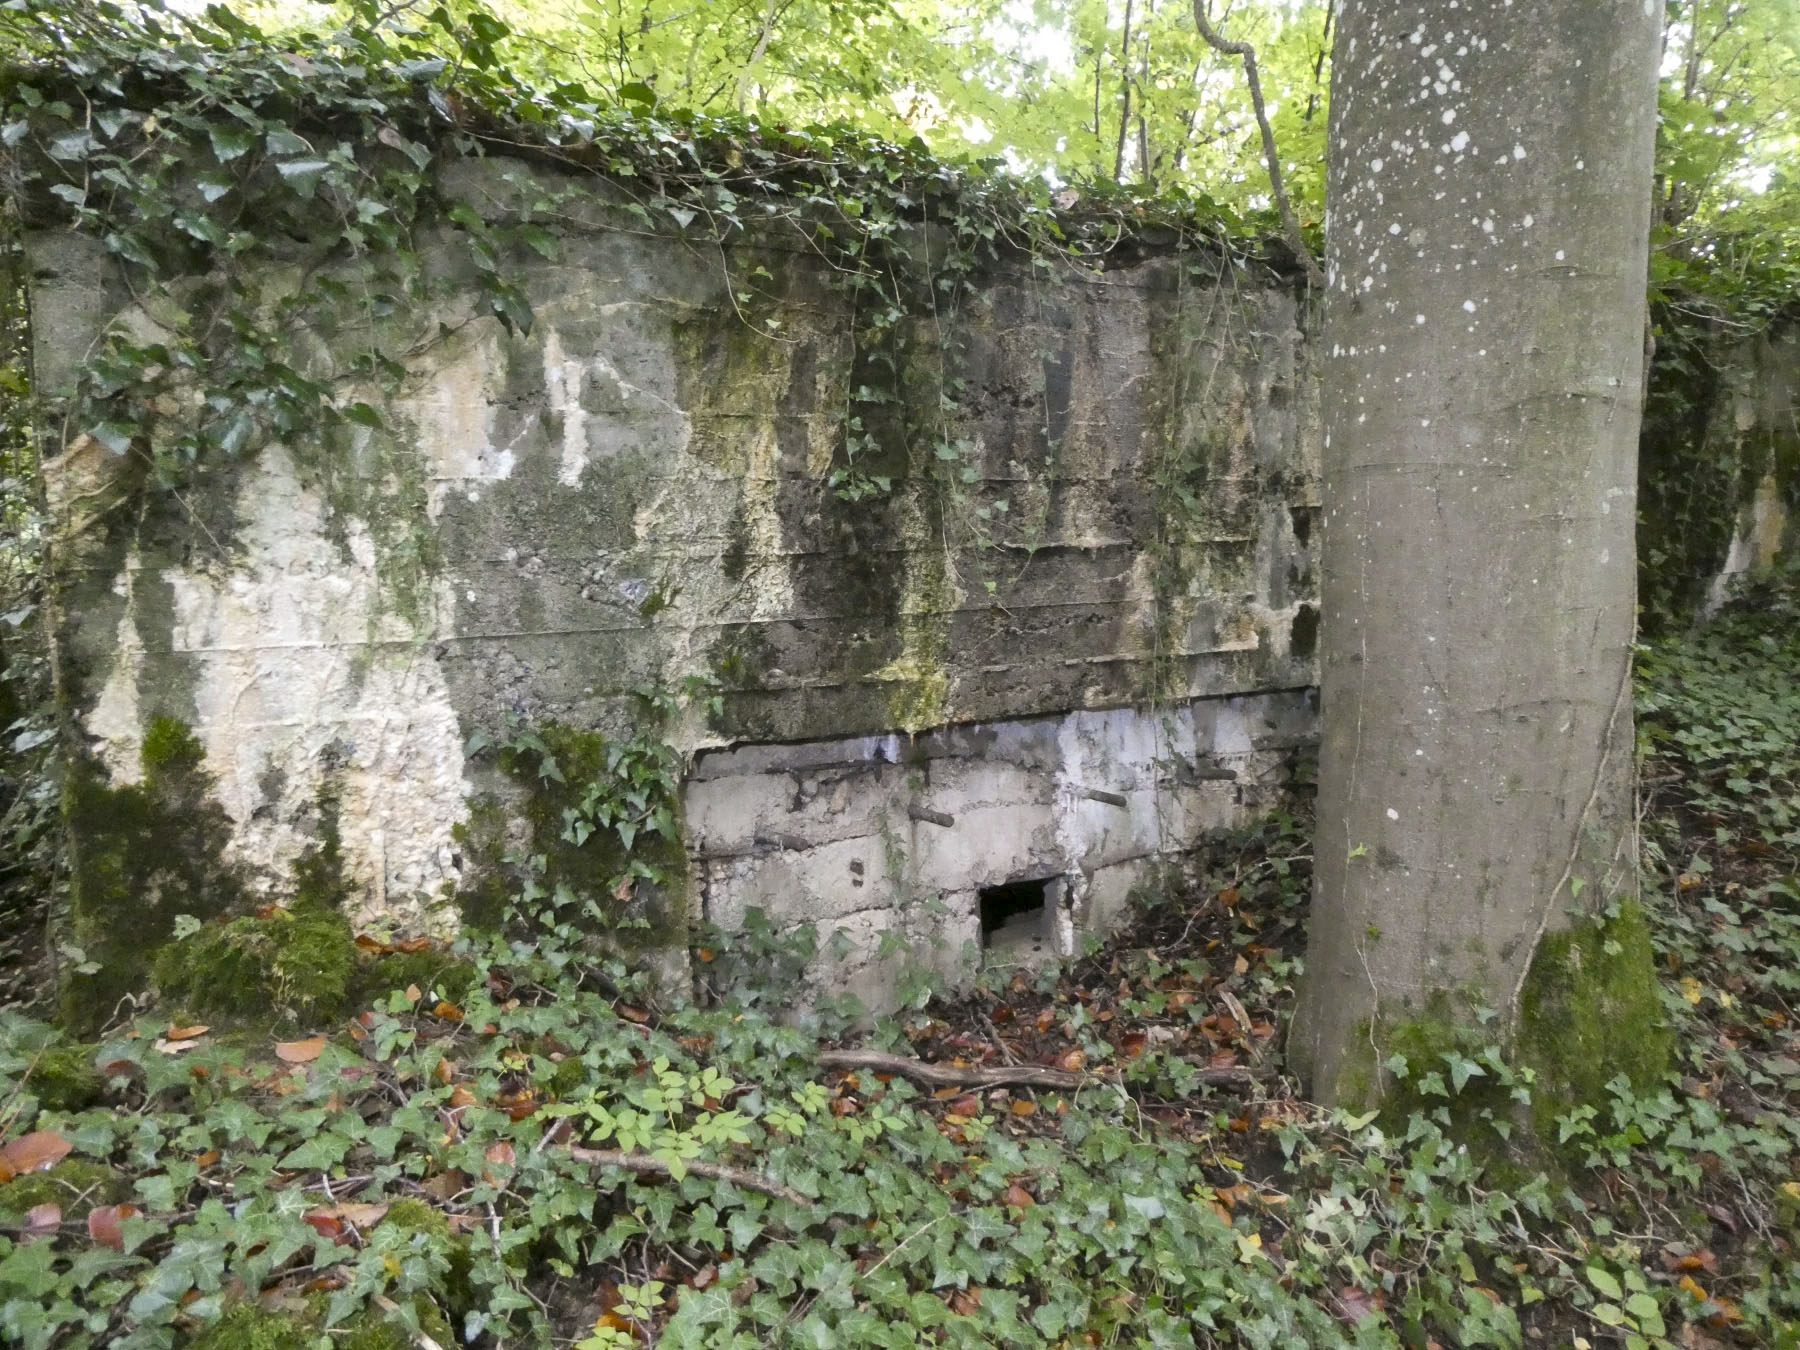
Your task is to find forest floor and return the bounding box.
[0,567,1797,1349]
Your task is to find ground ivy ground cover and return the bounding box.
[0,566,1797,1347]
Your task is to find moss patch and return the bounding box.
[21,1043,103,1111]
[0,1159,126,1220]
[184,1306,313,1350]
[61,717,245,1035]
[359,948,476,1005]
[153,902,358,1029]
[184,1294,456,1350]
[450,793,511,930]
[1518,899,1672,1138]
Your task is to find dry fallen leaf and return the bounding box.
[87,1204,138,1251]
[484,1141,517,1167]
[1333,1286,1380,1323]
[2,1130,72,1175]
[274,1037,327,1064]
[22,1203,60,1241]
[419,1170,467,1203]
[164,1024,210,1042]
[1009,1099,1037,1117]
[341,1202,392,1228]
[1003,1183,1035,1210]
[304,1212,349,1244]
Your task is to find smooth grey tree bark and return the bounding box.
[1290,0,1665,1104]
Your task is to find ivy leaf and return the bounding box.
[518,224,559,260]
[487,285,535,337]
[47,129,95,160]
[275,159,331,199]
[1445,1052,1485,1094]
[278,1133,350,1171]
[1586,1265,1623,1300]
[88,421,136,455]
[264,128,311,156]
[208,124,254,163]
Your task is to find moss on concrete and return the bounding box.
[868,496,956,734]
[61,716,245,1035]
[1517,899,1671,1138]
[450,793,512,930]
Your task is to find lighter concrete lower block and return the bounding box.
[685,691,1314,1012]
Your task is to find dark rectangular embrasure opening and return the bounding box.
[979,877,1051,950]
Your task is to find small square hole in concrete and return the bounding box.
[980,877,1052,957]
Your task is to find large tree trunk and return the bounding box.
[1291,0,1665,1105]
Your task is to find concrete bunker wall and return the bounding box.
[30,156,1320,1009]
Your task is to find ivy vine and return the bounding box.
[0,0,1290,513]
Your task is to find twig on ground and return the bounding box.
[819,1048,1269,1091]
[568,1146,815,1207]
[978,1011,1019,1066]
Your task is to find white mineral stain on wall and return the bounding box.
[86,555,147,786]
[86,444,470,929]
[1704,473,1793,617]
[400,328,515,519]
[544,328,590,488]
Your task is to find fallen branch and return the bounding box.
[567,1146,814,1207]
[819,1049,1269,1091]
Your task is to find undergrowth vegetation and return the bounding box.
[0,566,1792,1347]
[2,4,1800,1348]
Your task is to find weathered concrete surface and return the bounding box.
[32,150,1797,1008]
[1641,321,1800,626]
[1697,329,1798,614]
[30,158,1321,1000]
[687,692,1314,1008]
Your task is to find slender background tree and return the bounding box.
[1289,0,1669,1104]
